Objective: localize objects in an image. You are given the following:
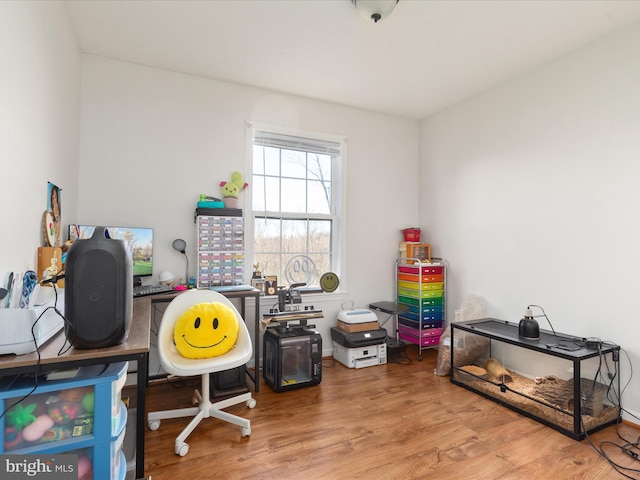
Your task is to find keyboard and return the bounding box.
[133,284,174,298]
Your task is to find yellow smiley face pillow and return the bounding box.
[173,302,239,359]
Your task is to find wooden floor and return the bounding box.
[140,347,640,479]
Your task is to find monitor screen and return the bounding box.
[69,225,154,278]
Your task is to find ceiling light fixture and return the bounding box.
[352,0,398,23]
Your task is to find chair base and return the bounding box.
[148,373,256,456]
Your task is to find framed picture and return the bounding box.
[45,182,62,247]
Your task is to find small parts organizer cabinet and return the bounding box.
[196,213,245,288]
[450,319,621,440]
[0,362,129,480]
[396,258,446,360]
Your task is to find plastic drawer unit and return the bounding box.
[396,258,446,360]
[197,214,245,288]
[0,362,129,480]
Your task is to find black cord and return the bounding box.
[0,303,47,422]
[322,357,336,368]
[0,280,71,423]
[150,302,164,343]
[389,350,413,365]
[579,345,640,478]
[527,304,557,336]
[52,282,75,356]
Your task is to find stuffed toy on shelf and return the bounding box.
[219,171,248,208]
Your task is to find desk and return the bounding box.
[149,287,261,392]
[0,288,260,479]
[0,298,150,479]
[369,301,408,353]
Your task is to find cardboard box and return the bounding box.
[337,320,380,333]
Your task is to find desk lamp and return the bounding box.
[172,238,189,287]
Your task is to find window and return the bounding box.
[248,124,344,291]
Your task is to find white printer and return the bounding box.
[332,309,387,368]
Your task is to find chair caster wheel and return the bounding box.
[247,398,257,409]
[242,427,251,437]
[148,420,160,431]
[176,442,189,456]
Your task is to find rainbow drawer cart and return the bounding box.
[396,258,446,360]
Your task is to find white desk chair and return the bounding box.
[147,289,256,456]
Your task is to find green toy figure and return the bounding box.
[6,402,37,430]
[219,171,248,208]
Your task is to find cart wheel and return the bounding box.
[247,398,257,409]
[418,355,423,361]
[148,420,160,431]
[176,442,189,456]
[242,427,251,437]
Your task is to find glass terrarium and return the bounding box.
[450,318,620,440]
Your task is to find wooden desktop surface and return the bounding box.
[0,298,151,479]
[0,298,151,371]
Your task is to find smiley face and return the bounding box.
[173,302,239,358]
[320,272,340,292]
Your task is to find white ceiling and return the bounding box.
[65,0,640,120]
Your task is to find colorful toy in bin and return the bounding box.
[41,425,67,442]
[5,402,36,431]
[59,386,92,403]
[4,427,21,449]
[22,415,54,442]
[81,392,95,413]
[78,453,92,480]
[48,401,80,424]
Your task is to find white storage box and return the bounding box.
[337,309,378,324]
[0,290,64,355]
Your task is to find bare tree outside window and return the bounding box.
[251,129,342,290]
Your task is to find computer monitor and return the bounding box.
[69,225,154,284]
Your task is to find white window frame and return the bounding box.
[245,121,347,293]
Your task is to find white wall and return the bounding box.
[420,22,640,417]
[0,1,81,273]
[77,55,419,354]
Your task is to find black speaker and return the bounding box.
[65,226,133,349]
